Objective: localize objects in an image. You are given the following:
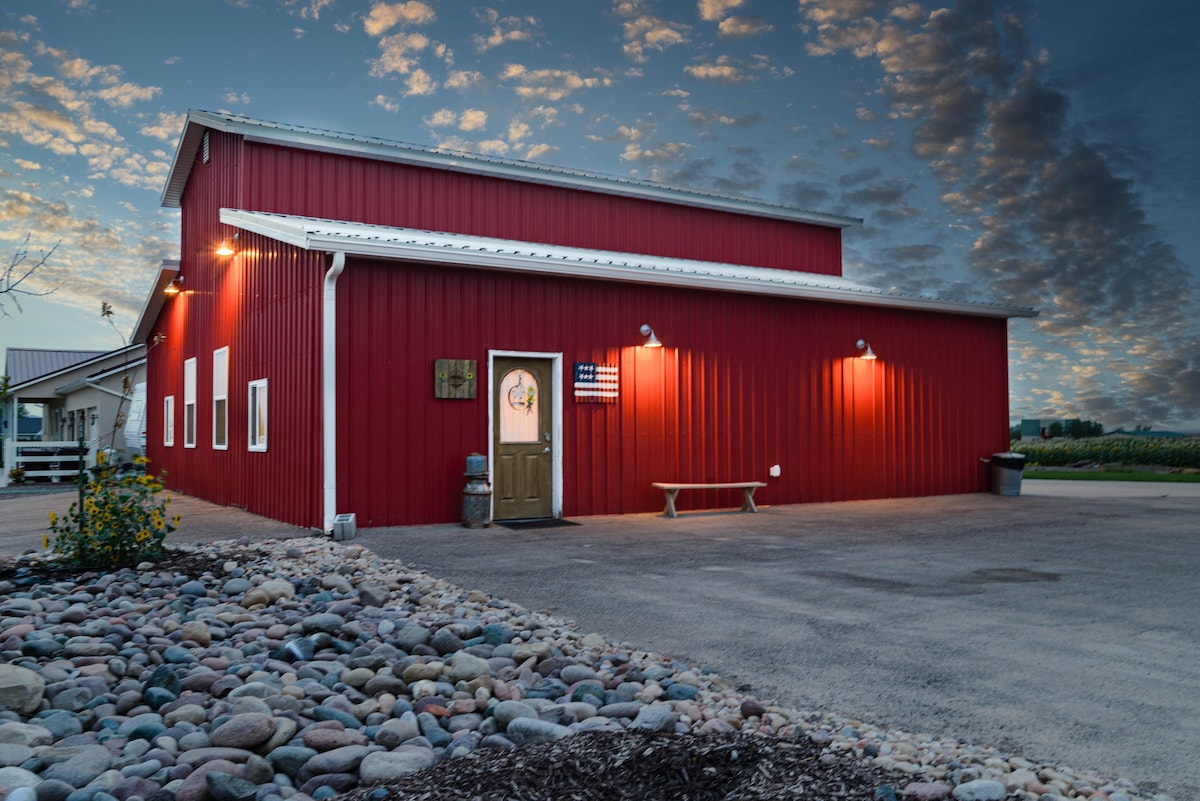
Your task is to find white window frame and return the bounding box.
[184,358,197,449]
[212,346,229,450]
[248,378,268,452]
[163,395,175,447]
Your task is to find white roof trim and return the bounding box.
[166,110,861,229]
[219,209,1037,319]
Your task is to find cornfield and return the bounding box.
[1010,436,1200,468]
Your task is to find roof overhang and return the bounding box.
[220,209,1038,320]
[165,110,862,230]
[55,356,147,395]
[131,259,180,345]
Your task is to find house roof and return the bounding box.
[220,209,1039,320]
[165,109,862,230]
[4,345,144,394]
[5,349,106,386]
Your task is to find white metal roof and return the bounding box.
[4,345,144,393]
[164,110,861,230]
[4,349,107,387]
[219,209,1037,319]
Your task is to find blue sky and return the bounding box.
[1,0,1197,430]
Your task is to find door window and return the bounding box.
[499,368,539,443]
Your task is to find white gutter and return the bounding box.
[322,251,346,533]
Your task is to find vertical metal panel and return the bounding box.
[240,144,844,276]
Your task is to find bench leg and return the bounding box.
[740,488,758,513]
[662,489,679,518]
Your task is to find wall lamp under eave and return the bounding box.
[163,276,184,297]
[856,339,877,360]
[640,324,663,348]
[215,232,239,257]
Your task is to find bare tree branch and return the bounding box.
[1,232,64,317]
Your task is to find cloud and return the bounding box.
[686,109,763,128]
[282,0,335,20]
[619,141,690,164]
[524,142,557,160]
[616,1,690,63]
[698,0,744,21]
[363,1,435,37]
[445,70,483,90]
[684,55,751,83]
[801,0,1200,426]
[93,81,160,108]
[222,90,251,106]
[718,17,772,38]
[459,109,488,131]
[473,9,539,52]
[500,64,612,101]
[660,150,766,195]
[371,95,400,112]
[369,32,430,77]
[476,139,508,155]
[404,68,436,96]
[780,180,832,210]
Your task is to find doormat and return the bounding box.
[496,518,581,530]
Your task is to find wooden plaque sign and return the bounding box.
[434,359,477,399]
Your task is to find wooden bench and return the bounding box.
[651,481,767,518]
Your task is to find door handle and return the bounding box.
[543,432,551,442]
[543,446,551,453]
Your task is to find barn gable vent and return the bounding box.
[202,131,210,164]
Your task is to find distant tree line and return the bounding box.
[1010,419,1106,440]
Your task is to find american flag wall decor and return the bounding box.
[574,362,619,402]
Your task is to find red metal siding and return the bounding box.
[335,257,1010,526]
[147,131,326,529]
[238,143,844,275]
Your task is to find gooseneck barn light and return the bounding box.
[164,276,184,297]
[856,339,877,360]
[640,324,662,348]
[215,232,239,257]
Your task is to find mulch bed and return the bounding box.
[339,730,892,800]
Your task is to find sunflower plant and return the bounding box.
[48,454,180,569]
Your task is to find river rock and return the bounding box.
[628,704,678,732]
[504,718,573,745]
[0,665,45,714]
[359,746,436,784]
[952,779,1007,801]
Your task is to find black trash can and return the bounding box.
[987,452,1026,496]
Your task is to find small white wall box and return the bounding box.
[769,464,782,478]
[332,513,357,541]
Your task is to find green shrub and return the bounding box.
[1011,437,1200,469]
[47,455,179,569]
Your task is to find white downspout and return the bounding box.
[322,251,346,532]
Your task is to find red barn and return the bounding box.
[136,110,1035,531]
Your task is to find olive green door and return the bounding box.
[493,357,554,519]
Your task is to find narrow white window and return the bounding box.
[248,378,268,452]
[213,347,229,450]
[184,358,197,448]
[163,395,175,446]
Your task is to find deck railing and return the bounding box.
[2,440,95,487]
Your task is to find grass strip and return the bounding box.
[1024,470,1200,482]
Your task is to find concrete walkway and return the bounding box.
[2,480,1196,797]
